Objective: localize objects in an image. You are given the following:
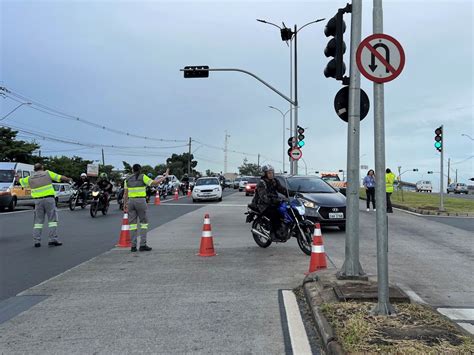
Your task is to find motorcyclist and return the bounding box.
[251,165,288,240]
[77,173,91,206]
[146,173,155,201]
[97,172,113,206]
[181,173,189,195]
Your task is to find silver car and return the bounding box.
[53,183,74,205]
[447,183,468,194]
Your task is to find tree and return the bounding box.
[238,158,262,176]
[205,169,216,177]
[166,153,198,178]
[0,127,41,163]
[44,156,92,181]
[122,161,132,174]
[100,164,122,184]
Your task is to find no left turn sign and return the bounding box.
[356,34,405,83]
[290,148,302,161]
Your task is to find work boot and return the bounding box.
[139,245,152,252]
[34,243,41,248]
[131,246,137,252]
[48,241,63,247]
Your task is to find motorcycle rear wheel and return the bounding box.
[251,219,272,248]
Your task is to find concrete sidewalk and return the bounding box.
[0,194,312,354]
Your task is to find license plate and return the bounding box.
[203,192,210,195]
[329,212,344,219]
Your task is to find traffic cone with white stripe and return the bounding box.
[305,223,327,274]
[174,188,179,200]
[116,213,131,248]
[197,213,217,257]
[154,190,161,205]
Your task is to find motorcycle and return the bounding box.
[146,186,157,203]
[245,196,314,255]
[90,185,109,218]
[69,185,89,211]
[158,183,169,200]
[116,187,124,210]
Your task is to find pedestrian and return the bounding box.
[385,168,397,213]
[363,169,376,211]
[123,164,170,252]
[16,163,72,247]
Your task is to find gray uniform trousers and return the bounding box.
[33,197,59,242]
[128,198,149,247]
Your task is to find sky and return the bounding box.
[1,0,473,189]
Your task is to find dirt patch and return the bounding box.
[320,302,474,353]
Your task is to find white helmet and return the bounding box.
[262,165,274,173]
[81,173,87,178]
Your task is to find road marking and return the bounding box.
[397,284,428,305]
[437,307,474,335]
[159,203,247,207]
[281,290,312,355]
[393,207,473,219]
[458,323,474,334]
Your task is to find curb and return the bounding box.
[303,278,345,355]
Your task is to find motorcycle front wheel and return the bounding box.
[296,225,314,256]
[69,195,77,211]
[90,201,99,218]
[251,218,272,248]
[102,199,109,215]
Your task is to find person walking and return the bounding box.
[363,169,376,211]
[123,164,170,252]
[385,168,397,213]
[17,163,72,247]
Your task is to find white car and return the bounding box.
[192,177,222,202]
[416,180,432,193]
[53,183,74,205]
[238,176,250,192]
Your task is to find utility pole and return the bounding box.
[224,131,230,174]
[447,158,451,185]
[372,0,394,315]
[439,125,445,211]
[101,148,105,166]
[455,169,458,183]
[187,137,192,175]
[338,0,365,279]
[293,24,299,175]
[257,154,260,169]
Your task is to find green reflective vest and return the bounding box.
[385,172,396,193]
[20,170,62,198]
[125,174,152,198]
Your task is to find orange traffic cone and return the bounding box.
[187,188,191,197]
[154,191,161,205]
[305,223,327,274]
[197,213,217,257]
[116,213,131,248]
[174,189,179,200]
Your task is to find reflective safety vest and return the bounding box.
[385,172,396,193]
[125,174,153,198]
[20,170,62,198]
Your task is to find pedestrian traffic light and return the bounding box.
[323,7,350,82]
[297,126,305,148]
[183,66,209,78]
[288,136,296,157]
[434,126,443,152]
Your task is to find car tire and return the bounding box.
[218,197,222,202]
[192,199,197,203]
[338,225,346,231]
[7,197,17,212]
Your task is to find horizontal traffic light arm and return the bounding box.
[180,67,296,106]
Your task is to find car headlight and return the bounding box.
[302,200,317,209]
[213,187,220,191]
[194,189,200,193]
[92,191,99,197]
[0,187,11,192]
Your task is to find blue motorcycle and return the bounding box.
[246,197,315,255]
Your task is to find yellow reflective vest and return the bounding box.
[125,174,153,198]
[20,170,62,198]
[385,172,396,193]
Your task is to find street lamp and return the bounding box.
[1,102,31,121]
[268,105,298,173]
[257,18,325,175]
[397,167,418,201]
[461,133,474,141]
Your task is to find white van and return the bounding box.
[416,180,432,193]
[0,162,35,211]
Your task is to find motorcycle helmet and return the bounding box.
[99,172,108,179]
[262,165,274,173]
[147,173,154,178]
[80,173,87,178]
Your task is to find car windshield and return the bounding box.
[0,170,14,183]
[196,178,219,186]
[247,177,260,183]
[286,177,335,193]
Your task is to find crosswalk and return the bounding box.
[437,307,474,335]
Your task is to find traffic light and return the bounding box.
[323,7,350,82]
[183,66,209,78]
[434,126,443,152]
[280,27,294,42]
[297,126,305,148]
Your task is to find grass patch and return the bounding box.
[359,188,474,213]
[321,302,474,354]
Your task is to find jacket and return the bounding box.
[385,172,396,193]
[251,177,288,213]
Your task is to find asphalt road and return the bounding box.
[0,190,235,301]
[420,191,474,200]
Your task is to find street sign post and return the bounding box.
[334,86,370,122]
[356,33,405,83]
[289,148,302,161]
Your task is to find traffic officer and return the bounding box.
[17,163,72,247]
[124,164,169,252]
[385,168,397,213]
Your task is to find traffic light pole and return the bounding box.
[372,0,394,316]
[338,0,365,280]
[293,24,299,175]
[440,125,445,211]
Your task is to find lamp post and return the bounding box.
[268,105,297,173]
[257,18,325,175]
[1,102,31,121]
[461,133,474,141]
[397,167,418,201]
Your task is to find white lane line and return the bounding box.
[159,203,247,207]
[437,308,474,320]
[160,195,189,203]
[458,322,474,335]
[282,290,312,355]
